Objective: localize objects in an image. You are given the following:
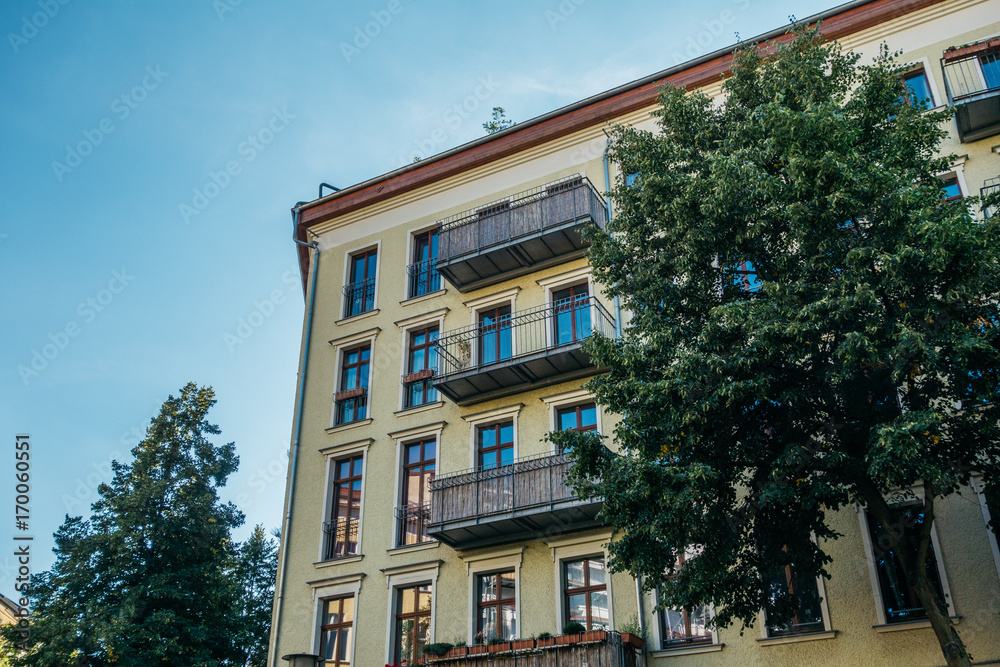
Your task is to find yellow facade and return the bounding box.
[270,1,1000,665]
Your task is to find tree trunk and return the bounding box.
[856,477,971,667]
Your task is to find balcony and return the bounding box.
[941,39,1000,142]
[435,175,608,292]
[983,177,1000,219]
[407,258,442,298]
[322,516,359,561]
[433,296,616,406]
[395,502,433,547]
[427,451,604,549]
[342,277,375,318]
[425,630,644,665]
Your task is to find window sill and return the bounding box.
[326,418,373,435]
[336,308,380,326]
[394,401,444,417]
[387,541,440,556]
[649,643,723,658]
[758,630,837,646]
[313,555,363,568]
[400,289,447,306]
[873,616,960,633]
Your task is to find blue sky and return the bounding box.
[0,0,835,597]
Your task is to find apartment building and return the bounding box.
[269,1,1000,665]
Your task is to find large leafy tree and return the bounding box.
[562,27,1000,667]
[0,383,277,666]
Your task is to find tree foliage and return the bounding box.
[563,26,1000,667]
[483,106,515,134]
[0,383,278,667]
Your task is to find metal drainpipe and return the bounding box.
[602,138,622,338]
[270,202,320,666]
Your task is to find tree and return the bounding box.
[561,26,1000,667]
[483,106,514,134]
[233,526,278,667]
[0,383,264,666]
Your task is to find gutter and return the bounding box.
[269,203,320,666]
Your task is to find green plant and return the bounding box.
[536,631,553,640]
[473,631,485,645]
[561,621,586,635]
[454,640,467,647]
[488,636,505,645]
[617,615,644,639]
[421,642,454,657]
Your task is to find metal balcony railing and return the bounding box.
[434,296,616,380]
[435,175,608,265]
[342,277,375,318]
[394,502,433,546]
[983,177,1000,219]
[428,450,599,526]
[942,40,1000,104]
[322,516,359,561]
[407,258,441,298]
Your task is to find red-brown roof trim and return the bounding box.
[294,0,948,282]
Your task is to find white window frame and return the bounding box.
[938,158,970,202]
[545,531,615,634]
[394,309,449,414]
[327,327,380,432]
[388,421,447,551]
[648,545,723,657]
[463,287,520,366]
[537,266,596,349]
[971,475,1000,582]
[382,560,442,664]
[462,403,523,470]
[756,570,835,645]
[462,546,524,644]
[309,572,364,665]
[402,223,446,305]
[316,438,372,565]
[856,494,956,630]
[540,388,603,450]
[340,240,382,322]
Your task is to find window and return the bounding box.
[325,456,363,560]
[763,562,826,637]
[408,230,440,298]
[479,305,512,365]
[344,248,377,318]
[902,68,934,108]
[658,548,714,648]
[865,505,946,624]
[394,583,432,663]
[319,597,354,666]
[625,171,641,187]
[403,326,438,408]
[478,421,514,470]
[477,571,516,640]
[556,402,598,433]
[335,345,370,425]
[398,439,435,546]
[942,176,963,202]
[734,260,762,293]
[552,283,592,346]
[564,557,609,630]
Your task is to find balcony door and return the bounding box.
[552,283,591,346]
[479,305,512,366]
[409,230,439,298]
[345,248,377,317]
[400,439,435,546]
[478,421,514,470]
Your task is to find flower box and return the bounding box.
[467,645,487,655]
[488,641,511,654]
[335,386,366,401]
[512,638,536,650]
[403,368,435,383]
[556,633,578,645]
[581,630,608,643]
[443,646,468,658]
[535,636,556,648]
[620,632,645,649]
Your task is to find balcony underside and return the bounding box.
[436,218,592,293]
[955,92,1000,142]
[428,498,603,549]
[433,344,602,406]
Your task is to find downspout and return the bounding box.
[602,137,622,338]
[269,202,320,666]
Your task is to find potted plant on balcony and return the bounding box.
[421,643,453,661]
[557,622,586,645]
[535,632,555,648]
[444,641,468,658]
[487,637,510,654]
[402,368,435,384]
[617,615,646,649]
[467,633,487,655]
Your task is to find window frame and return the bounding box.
[653,547,719,651]
[335,344,371,426]
[382,563,440,664]
[325,454,364,561]
[476,570,517,641]
[538,266,596,349]
[317,439,371,564]
[388,422,445,552]
[462,547,524,645]
[972,475,1000,583]
[541,389,604,453]
[395,309,448,415]
[857,497,956,628]
[318,595,355,667]
[757,557,835,643]
[341,242,381,320]
[463,288,520,367]
[899,59,943,109]
[562,556,611,632]
[310,575,363,667]
[328,328,379,432]
[546,532,615,634]
[406,226,442,300]
[462,403,522,470]
[477,420,515,471]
